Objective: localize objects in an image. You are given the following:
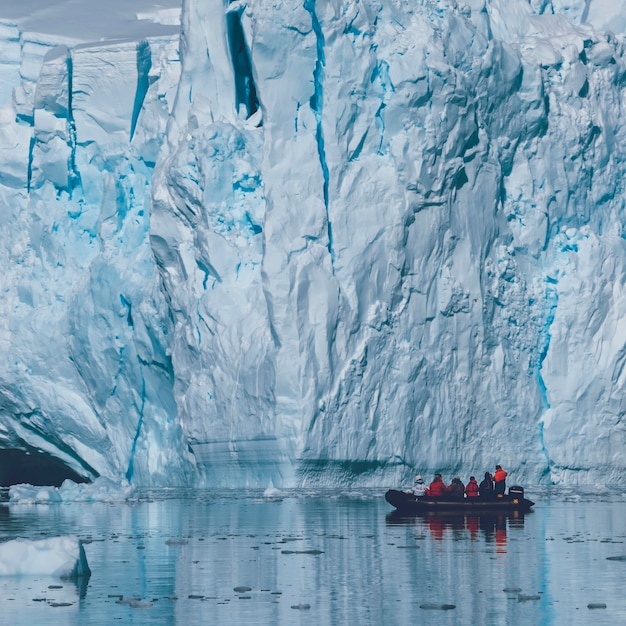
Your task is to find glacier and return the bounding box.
[0,0,625,488]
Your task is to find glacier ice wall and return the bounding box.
[1,0,626,487]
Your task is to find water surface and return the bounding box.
[0,487,625,625]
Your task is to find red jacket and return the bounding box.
[494,468,507,484]
[426,479,447,497]
[465,479,479,497]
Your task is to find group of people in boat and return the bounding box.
[411,465,508,499]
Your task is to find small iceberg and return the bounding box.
[9,476,135,504]
[263,479,284,500]
[0,536,90,579]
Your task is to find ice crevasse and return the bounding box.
[0,0,625,488]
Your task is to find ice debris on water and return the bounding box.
[419,603,456,610]
[165,538,189,546]
[116,596,153,608]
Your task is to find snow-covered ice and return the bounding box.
[0,0,626,488]
[8,476,135,503]
[0,536,90,578]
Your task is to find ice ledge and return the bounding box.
[1,1,181,43]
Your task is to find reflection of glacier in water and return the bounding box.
[1,488,626,625]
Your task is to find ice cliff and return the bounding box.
[0,0,625,488]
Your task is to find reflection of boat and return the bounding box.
[386,509,527,529]
[385,509,526,549]
[385,486,534,513]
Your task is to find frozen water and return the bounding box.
[9,476,135,504]
[263,479,284,499]
[0,536,90,579]
[0,0,626,488]
[0,488,625,625]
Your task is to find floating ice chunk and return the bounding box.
[9,476,135,504]
[8,484,62,504]
[263,479,284,499]
[58,476,136,502]
[0,536,90,579]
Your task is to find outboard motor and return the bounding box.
[508,485,524,499]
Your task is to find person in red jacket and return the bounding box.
[465,476,479,497]
[494,465,508,496]
[425,473,447,497]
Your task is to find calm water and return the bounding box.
[0,487,625,625]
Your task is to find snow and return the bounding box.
[0,536,90,579]
[263,479,285,500]
[0,0,180,41]
[0,0,625,489]
[9,477,136,504]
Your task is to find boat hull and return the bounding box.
[384,489,535,513]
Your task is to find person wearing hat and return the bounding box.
[425,473,448,497]
[494,464,508,496]
[479,471,494,497]
[448,475,465,499]
[412,475,427,497]
[465,476,479,497]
